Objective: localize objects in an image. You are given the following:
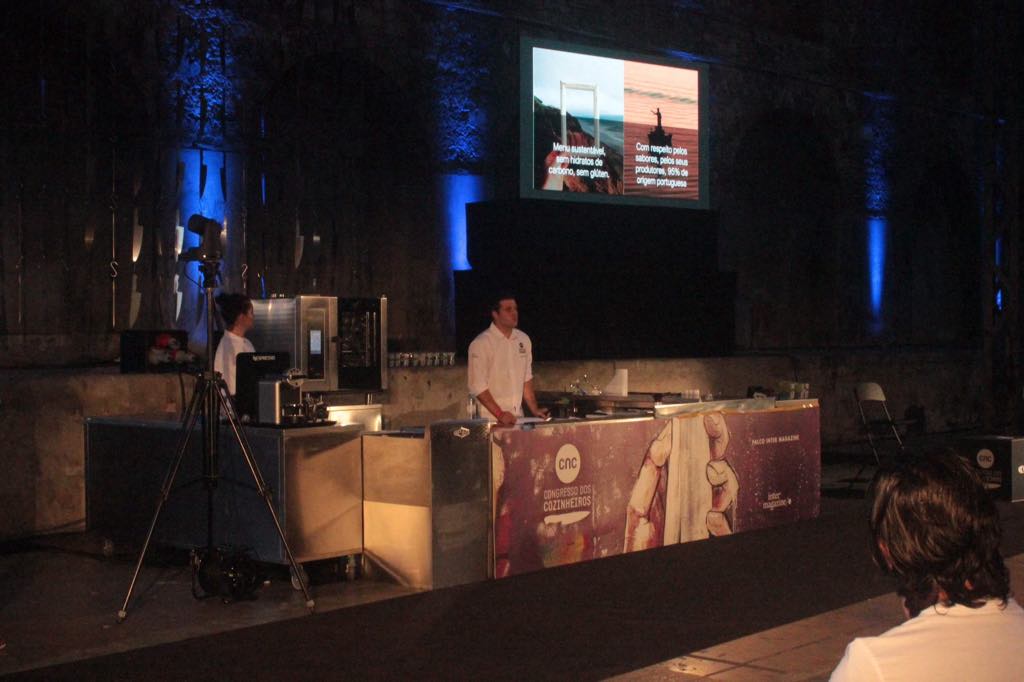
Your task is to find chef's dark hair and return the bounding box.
[489,291,517,313]
[215,292,252,328]
[868,451,1009,617]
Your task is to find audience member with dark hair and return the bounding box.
[213,292,255,394]
[831,452,1024,680]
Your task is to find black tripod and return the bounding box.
[117,258,314,621]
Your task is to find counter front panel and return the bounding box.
[85,416,364,564]
[492,402,820,578]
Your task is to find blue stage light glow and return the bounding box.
[664,49,720,65]
[433,21,486,167]
[439,173,483,271]
[864,96,893,329]
[995,286,1004,312]
[868,216,886,320]
[173,5,236,148]
[166,4,242,332]
[432,14,487,270]
[179,148,226,287]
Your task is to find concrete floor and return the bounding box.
[0,455,989,679]
[0,534,416,675]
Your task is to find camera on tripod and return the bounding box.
[118,212,317,621]
[181,214,224,263]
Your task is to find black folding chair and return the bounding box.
[850,381,905,486]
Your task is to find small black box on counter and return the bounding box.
[957,435,1024,502]
[235,351,292,421]
[120,330,190,373]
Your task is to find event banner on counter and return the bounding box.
[492,404,820,578]
[719,405,821,532]
[492,418,672,577]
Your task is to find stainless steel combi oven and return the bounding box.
[338,295,388,391]
[249,295,338,392]
[248,294,388,394]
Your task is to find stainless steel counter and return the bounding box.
[362,401,822,584]
[85,415,366,564]
[362,420,492,589]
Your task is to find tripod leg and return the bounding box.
[215,380,316,612]
[117,378,209,622]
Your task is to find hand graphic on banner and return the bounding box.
[703,413,738,535]
[624,421,674,552]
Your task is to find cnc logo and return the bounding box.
[977,449,995,469]
[555,443,582,484]
[453,426,471,439]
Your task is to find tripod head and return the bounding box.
[179,213,227,373]
[197,258,222,292]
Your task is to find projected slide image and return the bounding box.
[623,61,700,200]
[525,40,705,206]
[532,47,625,195]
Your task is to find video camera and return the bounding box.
[181,214,224,262]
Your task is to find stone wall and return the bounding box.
[0,1,1015,541]
[385,351,985,441]
[0,1,1016,364]
[0,368,191,541]
[0,349,985,541]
